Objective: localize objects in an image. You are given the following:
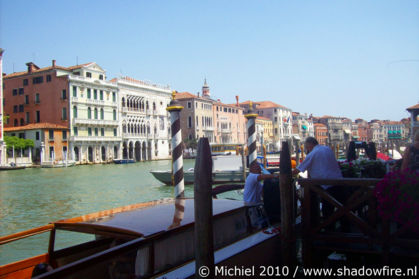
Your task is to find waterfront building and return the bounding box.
[213,99,245,144]
[176,91,215,143]
[292,112,314,143]
[351,122,359,141]
[368,122,382,143]
[342,118,353,143]
[381,121,407,142]
[354,118,368,142]
[240,101,292,151]
[68,63,121,164]
[112,76,172,161]
[4,123,69,166]
[314,123,328,145]
[407,103,419,142]
[256,116,274,151]
[3,61,70,129]
[3,60,122,164]
[176,80,246,145]
[319,116,345,146]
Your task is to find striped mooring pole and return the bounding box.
[245,101,259,166]
[166,91,185,198]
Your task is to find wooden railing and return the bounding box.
[0,224,53,245]
[298,178,419,267]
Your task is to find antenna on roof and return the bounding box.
[76,56,79,65]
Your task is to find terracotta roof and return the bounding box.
[4,62,93,79]
[240,100,289,110]
[257,116,271,121]
[4,123,68,132]
[407,103,419,111]
[67,62,93,70]
[214,102,243,109]
[176,92,199,99]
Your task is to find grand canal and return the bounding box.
[0,159,242,265]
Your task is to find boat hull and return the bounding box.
[150,170,246,185]
[113,159,135,164]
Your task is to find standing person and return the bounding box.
[401,130,419,172]
[292,137,349,231]
[243,161,277,205]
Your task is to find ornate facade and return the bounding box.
[114,76,171,161]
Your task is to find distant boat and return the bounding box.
[41,160,76,168]
[0,165,26,171]
[113,159,135,164]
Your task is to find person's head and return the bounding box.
[304,137,319,153]
[32,263,53,277]
[249,161,261,174]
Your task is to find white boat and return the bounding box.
[150,155,247,185]
[41,160,76,168]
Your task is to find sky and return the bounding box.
[1,0,418,121]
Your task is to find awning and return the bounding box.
[344,129,351,134]
[292,135,301,140]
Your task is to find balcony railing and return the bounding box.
[202,126,214,131]
[70,136,122,142]
[71,97,117,107]
[73,119,119,126]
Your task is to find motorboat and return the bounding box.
[0,198,281,279]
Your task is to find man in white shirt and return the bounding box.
[293,137,349,232]
[244,162,277,205]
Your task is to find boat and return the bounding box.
[151,155,247,185]
[0,198,281,279]
[41,160,76,168]
[113,159,135,164]
[151,168,247,185]
[0,165,26,171]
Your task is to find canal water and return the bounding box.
[0,159,242,265]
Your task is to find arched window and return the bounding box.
[87,107,92,119]
[73,106,78,118]
[153,102,156,111]
[113,109,117,120]
[122,97,125,107]
[122,124,126,133]
[100,108,104,120]
[146,101,149,110]
[94,108,98,119]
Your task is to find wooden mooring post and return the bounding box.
[194,138,214,278]
[279,141,296,267]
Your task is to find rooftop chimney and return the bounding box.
[235,95,239,107]
[52,60,56,67]
[26,62,39,73]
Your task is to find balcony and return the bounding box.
[71,97,117,107]
[121,107,147,115]
[70,136,122,142]
[221,128,231,134]
[202,126,214,131]
[73,119,119,126]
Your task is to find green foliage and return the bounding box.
[184,138,197,149]
[4,136,34,150]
